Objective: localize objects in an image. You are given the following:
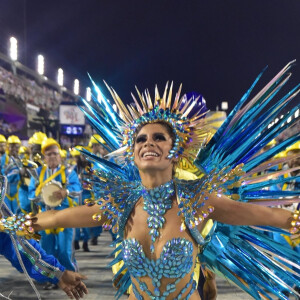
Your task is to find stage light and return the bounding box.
[113,104,117,112]
[9,37,18,61]
[86,87,91,101]
[74,79,79,95]
[221,101,228,110]
[295,109,299,118]
[37,55,44,75]
[57,68,64,86]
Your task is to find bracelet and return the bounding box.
[289,210,300,234]
[0,213,41,240]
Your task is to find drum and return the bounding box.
[42,181,63,207]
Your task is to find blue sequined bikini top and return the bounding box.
[122,237,197,300]
[109,179,212,299]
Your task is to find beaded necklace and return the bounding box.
[142,180,175,253]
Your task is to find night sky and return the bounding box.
[0,0,299,111]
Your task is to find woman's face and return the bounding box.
[134,123,174,174]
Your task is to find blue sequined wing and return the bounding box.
[200,224,300,299]
[78,97,141,297]
[192,62,300,299]
[194,61,300,204]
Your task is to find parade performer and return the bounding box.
[28,138,81,285]
[28,131,47,164]
[19,132,46,214]
[19,145,30,160]
[1,61,300,300]
[0,176,87,300]
[3,135,22,213]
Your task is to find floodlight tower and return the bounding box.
[74,79,80,95]
[86,87,91,101]
[9,37,18,61]
[57,68,64,86]
[37,55,45,75]
[9,37,18,75]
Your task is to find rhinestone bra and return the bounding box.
[122,237,197,299]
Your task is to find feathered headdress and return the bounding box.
[81,81,213,167]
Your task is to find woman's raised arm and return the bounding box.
[204,193,293,229]
[32,204,105,231]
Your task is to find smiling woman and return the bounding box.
[2,62,300,300]
[134,123,175,180]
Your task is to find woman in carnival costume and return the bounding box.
[1,61,300,300]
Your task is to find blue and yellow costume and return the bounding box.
[19,132,47,214]
[78,62,300,299]
[3,135,22,214]
[0,152,9,175]
[28,138,81,271]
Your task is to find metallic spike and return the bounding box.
[161,81,169,109]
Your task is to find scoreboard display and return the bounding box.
[60,125,84,135]
[59,103,85,135]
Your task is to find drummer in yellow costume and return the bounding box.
[19,132,46,213]
[28,131,47,165]
[19,145,30,160]
[28,138,81,286]
[17,145,34,213]
[3,135,22,213]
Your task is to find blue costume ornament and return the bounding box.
[123,237,196,299]
[181,92,208,119]
[142,180,175,253]
[76,61,300,299]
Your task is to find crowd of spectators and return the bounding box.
[0,66,71,111]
